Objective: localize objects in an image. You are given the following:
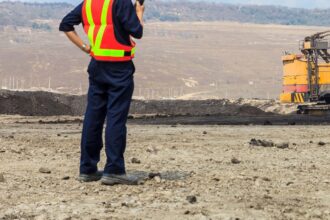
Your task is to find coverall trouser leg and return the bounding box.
[80,61,134,175]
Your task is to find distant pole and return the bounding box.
[21,79,25,90]
[48,77,51,90]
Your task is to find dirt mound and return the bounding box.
[130,99,273,116]
[0,90,85,116]
[0,90,278,117]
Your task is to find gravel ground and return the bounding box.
[0,116,330,220]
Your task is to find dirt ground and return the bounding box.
[0,115,330,220]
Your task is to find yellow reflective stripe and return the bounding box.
[93,48,125,57]
[94,0,110,50]
[131,47,136,56]
[85,0,95,47]
[93,46,136,57]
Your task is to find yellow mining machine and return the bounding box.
[280,31,330,114]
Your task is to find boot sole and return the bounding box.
[101,176,138,186]
[78,174,102,182]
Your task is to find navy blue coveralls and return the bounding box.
[59,0,143,175]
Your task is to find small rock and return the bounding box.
[212,177,220,182]
[62,176,70,180]
[276,143,289,149]
[0,173,5,182]
[186,195,197,204]
[318,141,326,146]
[286,181,294,186]
[0,149,5,153]
[310,141,314,144]
[249,139,274,147]
[263,195,272,200]
[323,180,330,184]
[312,210,323,218]
[121,200,135,208]
[203,131,207,135]
[131,157,141,164]
[146,147,158,153]
[262,177,271,182]
[184,210,190,215]
[154,176,162,183]
[57,134,61,137]
[148,173,162,179]
[39,167,51,174]
[231,157,241,164]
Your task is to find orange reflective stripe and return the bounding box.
[94,0,110,50]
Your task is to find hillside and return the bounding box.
[1,1,330,27]
[1,21,325,99]
[1,1,329,100]
[0,2,72,27]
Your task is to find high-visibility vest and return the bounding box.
[82,0,136,62]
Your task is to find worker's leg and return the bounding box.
[80,77,107,174]
[103,65,135,175]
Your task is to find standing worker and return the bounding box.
[59,0,145,185]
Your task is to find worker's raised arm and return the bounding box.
[135,1,145,26]
[116,0,144,39]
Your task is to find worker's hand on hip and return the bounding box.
[82,44,91,54]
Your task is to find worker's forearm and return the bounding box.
[136,12,144,26]
[135,1,145,26]
[64,31,90,53]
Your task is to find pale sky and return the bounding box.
[208,0,330,9]
[2,0,330,9]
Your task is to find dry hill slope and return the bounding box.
[0,21,326,99]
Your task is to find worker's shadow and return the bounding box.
[128,170,190,181]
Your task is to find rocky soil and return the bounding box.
[0,115,329,219]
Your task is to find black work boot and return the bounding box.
[78,171,103,182]
[101,174,139,186]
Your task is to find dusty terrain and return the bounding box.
[0,21,328,99]
[0,115,330,219]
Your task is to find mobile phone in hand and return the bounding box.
[137,0,145,5]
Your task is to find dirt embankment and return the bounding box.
[0,90,85,116]
[0,90,291,117]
